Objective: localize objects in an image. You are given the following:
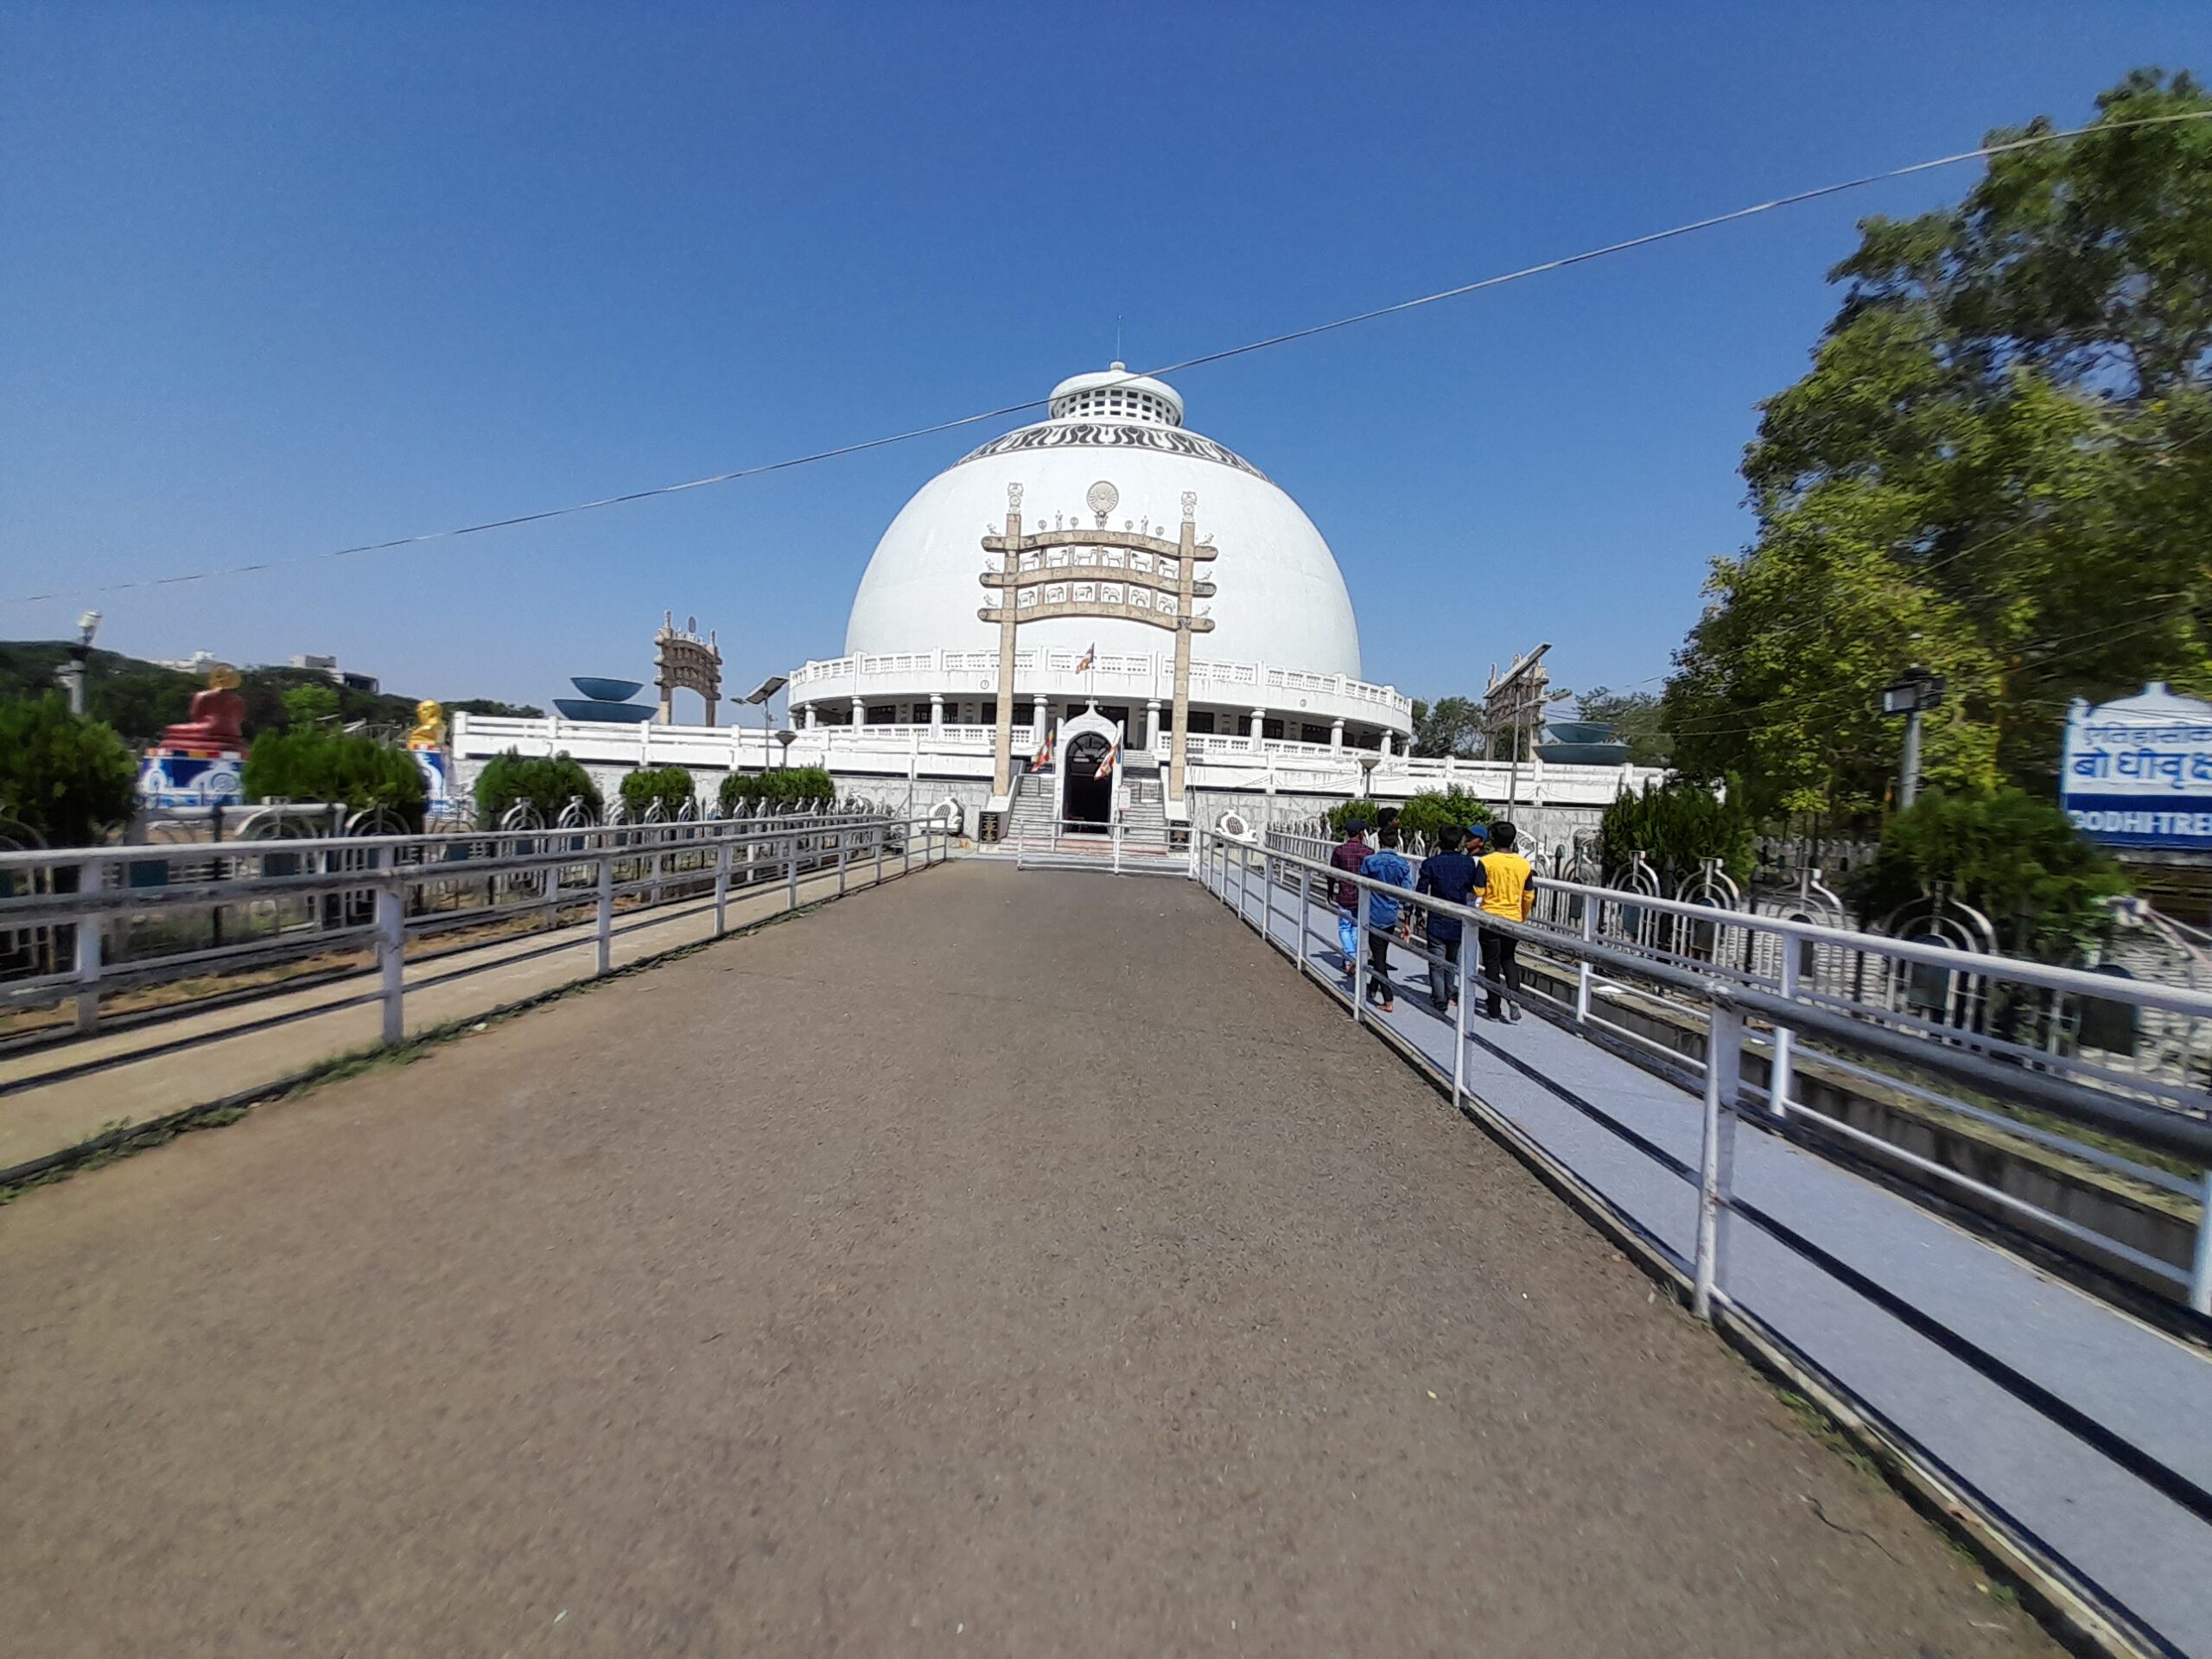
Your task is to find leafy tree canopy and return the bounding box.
[1663,71,2212,830]
[1859,787,2129,960]
[1600,778,1757,883]
[1409,696,1484,759]
[1325,791,1493,843]
[719,766,836,811]
[0,695,138,847]
[474,751,602,824]
[240,728,427,828]
[282,682,340,728]
[620,766,696,820]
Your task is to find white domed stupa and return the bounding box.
[789,364,1412,803]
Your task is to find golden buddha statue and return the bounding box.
[158,664,246,750]
[407,699,447,751]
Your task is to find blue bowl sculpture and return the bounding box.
[570,677,645,702]
[1536,741,1631,766]
[554,697,657,724]
[1544,720,1615,746]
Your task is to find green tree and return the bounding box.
[1409,696,1484,759]
[620,765,696,820]
[281,682,340,728]
[1599,779,1756,884]
[474,751,602,823]
[241,728,428,828]
[1326,791,1491,842]
[0,695,138,846]
[1663,71,2212,829]
[719,766,836,812]
[1859,787,2129,960]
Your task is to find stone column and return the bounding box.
[1167,498,1198,810]
[1145,698,1162,750]
[1033,695,1049,741]
[988,484,1024,801]
[1249,707,1266,745]
[1330,717,1345,752]
[929,692,944,730]
[804,703,817,730]
[851,696,866,729]
[1379,730,1394,757]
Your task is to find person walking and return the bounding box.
[1359,824,1414,1012]
[1329,817,1372,989]
[1414,823,1478,1015]
[1470,819,1535,1020]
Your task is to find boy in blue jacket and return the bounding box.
[1358,824,1414,1011]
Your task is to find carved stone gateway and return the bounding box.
[979,482,1217,819]
[654,612,723,725]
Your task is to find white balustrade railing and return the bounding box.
[0,810,951,1071]
[1206,828,2212,1315]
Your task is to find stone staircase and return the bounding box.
[1007,771,1060,841]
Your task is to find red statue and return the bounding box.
[159,664,247,752]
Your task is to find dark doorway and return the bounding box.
[1063,732,1114,829]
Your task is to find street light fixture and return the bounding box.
[56,610,101,716]
[1879,665,1946,810]
[774,728,798,771]
[743,674,789,771]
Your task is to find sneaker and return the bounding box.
[1506,1005,1522,1023]
[1380,1000,1395,1014]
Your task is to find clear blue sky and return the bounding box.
[5,2,2207,715]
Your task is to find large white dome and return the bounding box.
[843,367,1363,679]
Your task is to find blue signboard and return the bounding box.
[2063,682,2212,852]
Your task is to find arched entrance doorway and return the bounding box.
[1062,732,1114,830]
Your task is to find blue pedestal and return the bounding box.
[137,749,245,809]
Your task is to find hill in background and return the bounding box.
[0,641,541,748]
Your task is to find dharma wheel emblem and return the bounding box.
[1086,480,1119,526]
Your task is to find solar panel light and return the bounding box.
[1880,667,1945,716]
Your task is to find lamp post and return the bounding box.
[57,610,100,716]
[744,674,789,772]
[1357,749,1380,812]
[774,728,798,770]
[1880,666,1946,810]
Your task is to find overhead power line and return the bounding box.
[10,108,2212,610]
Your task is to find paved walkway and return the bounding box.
[0,844,915,1177]
[1211,855,2212,1656]
[0,862,2050,1656]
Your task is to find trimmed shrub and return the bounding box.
[1327,791,1492,843]
[474,750,602,824]
[1600,778,1755,883]
[242,727,427,828]
[719,766,836,813]
[1860,788,2128,960]
[1398,790,1494,847]
[620,765,696,820]
[0,694,138,846]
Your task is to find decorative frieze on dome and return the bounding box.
[957,421,1269,482]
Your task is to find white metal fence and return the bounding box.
[0,809,947,1054]
[1204,830,2212,1318]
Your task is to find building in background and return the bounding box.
[448,365,1663,849]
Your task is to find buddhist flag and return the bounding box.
[1094,740,1119,781]
[1074,643,1096,674]
[1027,728,1054,772]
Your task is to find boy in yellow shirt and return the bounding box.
[1471,820,1535,1022]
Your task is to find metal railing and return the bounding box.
[1200,830,2212,1318]
[1265,826,2212,1113]
[0,809,949,1050]
[1002,818,1179,875]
